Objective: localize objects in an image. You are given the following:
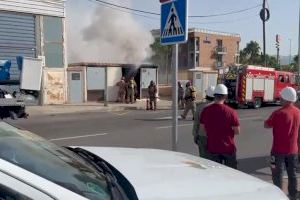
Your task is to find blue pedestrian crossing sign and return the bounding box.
[160,0,188,45]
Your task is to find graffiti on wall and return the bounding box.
[45,71,65,104]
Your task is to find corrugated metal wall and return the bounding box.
[0,0,65,17]
[0,11,36,79]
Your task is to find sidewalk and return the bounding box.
[26,99,172,116]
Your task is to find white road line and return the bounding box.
[156,124,193,130]
[49,133,108,141]
[155,117,261,130]
[240,117,261,121]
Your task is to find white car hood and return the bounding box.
[81,147,288,200]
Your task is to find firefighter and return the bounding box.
[264,87,300,200]
[116,77,126,103]
[181,81,196,120]
[127,77,137,104]
[193,85,215,158]
[147,80,158,111]
[200,84,240,169]
[178,81,185,109]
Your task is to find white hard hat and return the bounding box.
[280,87,297,102]
[214,84,228,95]
[205,86,215,98]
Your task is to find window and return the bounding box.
[278,75,285,83]
[43,16,64,68]
[236,42,240,53]
[285,75,290,83]
[195,53,199,66]
[195,38,200,51]
[0,184,31,200]
[217,39,223,47]
[0,126,111,200]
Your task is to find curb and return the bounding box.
[26,106,172,116]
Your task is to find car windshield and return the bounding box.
[0,122,111,200]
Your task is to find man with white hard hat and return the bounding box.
[265,87,300,200]
[193,85,215,158]
[200,84,240,168]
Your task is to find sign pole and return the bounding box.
[172,44,178,151]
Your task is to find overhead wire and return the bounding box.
[87,0,262,25]
[91,0,262,18]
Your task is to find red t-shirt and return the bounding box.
[200,103,240,154]
[265,104,300,154]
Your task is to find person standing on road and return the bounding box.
[178,81,185,109]
[193,85,215,158]
[264,87,300,200]
[148,80,158,111]
[181,81,196,120]
[127,77,137,104]
[116,77,126,103]
[200,84,240,169]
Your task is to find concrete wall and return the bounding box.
[43,69,65,104]
[107,67,122,102]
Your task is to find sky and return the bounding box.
[66,0,300,57]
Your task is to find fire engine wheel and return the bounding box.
[253,98,262,109]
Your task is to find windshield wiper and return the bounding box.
[65,147,127,200]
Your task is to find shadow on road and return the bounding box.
[238,156,271,177]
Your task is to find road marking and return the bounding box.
[156,124,193,130]
[49,133,108,141]
[240,117,261,121]
[155,117,261,130]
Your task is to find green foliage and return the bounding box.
[150,38,172,69]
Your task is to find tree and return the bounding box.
[150,38,172,84]
[239,41,261,65]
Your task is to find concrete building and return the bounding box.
[0,0,67,105]
[67,63,158,104]
[152,28,240,98]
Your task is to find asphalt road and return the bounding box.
[7,106,280,182]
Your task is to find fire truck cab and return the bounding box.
[221,65,298,108]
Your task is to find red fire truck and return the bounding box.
[220,65,298,108]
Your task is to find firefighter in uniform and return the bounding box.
[127,77,137,104]
[147,80,158,111]
[264,87,300,200]
[200,84,240,169]
[181,81,196,120]
[193,86,215,158]
[178,81,185,109]
[116,77,126,103]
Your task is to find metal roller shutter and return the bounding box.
[0,11,36,80]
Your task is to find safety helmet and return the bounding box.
[186,81,191,87]
[205,86,215,98]
[214,84,228,95]
[280,87,297,102]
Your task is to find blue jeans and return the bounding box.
[270,154,298,198]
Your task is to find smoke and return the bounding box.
[67,1,154,64]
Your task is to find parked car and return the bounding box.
[0,122,288,200]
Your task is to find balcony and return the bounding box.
[215,61,225,68]
[215,46,227,55]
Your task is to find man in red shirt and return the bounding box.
[265,87,300,200]
[200,84,240,169]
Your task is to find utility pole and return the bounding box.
[276,34,280,70]
[298,2,300,84]
[263,0,267,67]
[289,39,292,65]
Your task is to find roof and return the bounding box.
[151,28,240,38]
[68,63,158,68]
